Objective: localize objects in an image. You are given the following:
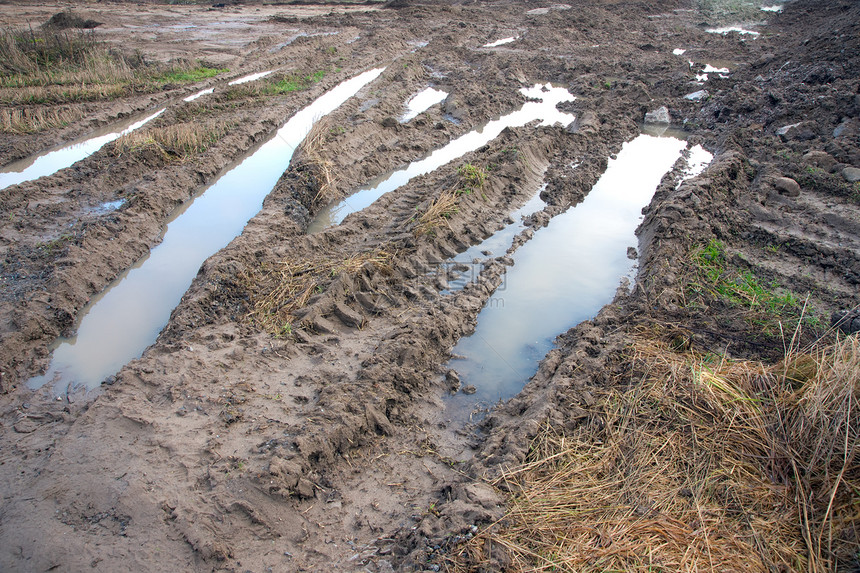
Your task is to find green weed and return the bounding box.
[687,239,812,331]
[458,163,488,192]
[152,65,227,84]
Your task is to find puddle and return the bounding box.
[691,62,730,81]
[184,88,214,102]
[228,70,274,85]
[526,4,571,15]
[706,26,760,36]
[27,68,385,395]
[483,37,517,48]
[400,87,448,122]
[761,5,784,12]
[681,144,714,183]
[673,48,687,55]
[445,134,691,414]
[440,186,546,293]
[308,84,576,232]
[0,108,166,191]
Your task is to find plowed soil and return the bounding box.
[1,0,858,571]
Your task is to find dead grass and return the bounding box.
[0,27,135,88]
[0,105,84,134]
[246,249,393,337]
[415,188,460,236]
[112,121,231,161]
[295,119,336,204]
[455,334,860,572]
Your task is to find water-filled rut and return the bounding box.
[28,68,385,394]
[0,108,166,191]
[447,134,699,413]
[307,84,577,232]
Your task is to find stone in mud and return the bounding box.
[776,121,818,141]
[381,117,398,128]
[684,90,709,101]
[841,167,860,183]
[802,150,837,171]
[833,118,859,139]
[462,385,477,395]
[644,106,671,125]
[772,176,801,197]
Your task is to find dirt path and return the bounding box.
[1,1,858,571]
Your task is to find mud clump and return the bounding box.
[43,11,102,29]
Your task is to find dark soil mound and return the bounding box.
[43,11,102,30]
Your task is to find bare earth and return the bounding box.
[0,0,858,571]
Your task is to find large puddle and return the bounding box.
[0,108,166,191]
[446,134,695,413]
[28,68,385,394]
[307,84,576,232]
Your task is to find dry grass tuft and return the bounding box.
[0,105,84,133]
[112,121,230,161]
[294,118,337,204]
[0,27,135,88]
[246,249,393,337]
[455,335,860,572]
[415,188,460,236]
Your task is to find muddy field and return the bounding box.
[1,0,858,571]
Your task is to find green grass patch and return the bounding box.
[263,69,328,95]
[152,66,227,84]
[685,239,818,335]
[457,163,488,195]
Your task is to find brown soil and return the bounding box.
[0,0,858,571]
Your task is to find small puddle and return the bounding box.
[483,37,517,48]
[446,134,695,415]
[308,84,576,232]
[706,26,760,36]
[400,87,448,122]
[526,4,571,15]
[0,108,166,191]
[87,199,126,215]
[184,88,214,102]
[761,5,784,12]
[28,68,385,394]
[228,70,274,85]
[440,186,545,293]
[673,48,687,55]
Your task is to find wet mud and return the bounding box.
[1,0,859,571]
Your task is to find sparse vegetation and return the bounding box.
[686,239,807,329]
[457,333,860,572]
[458,163,488,194]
